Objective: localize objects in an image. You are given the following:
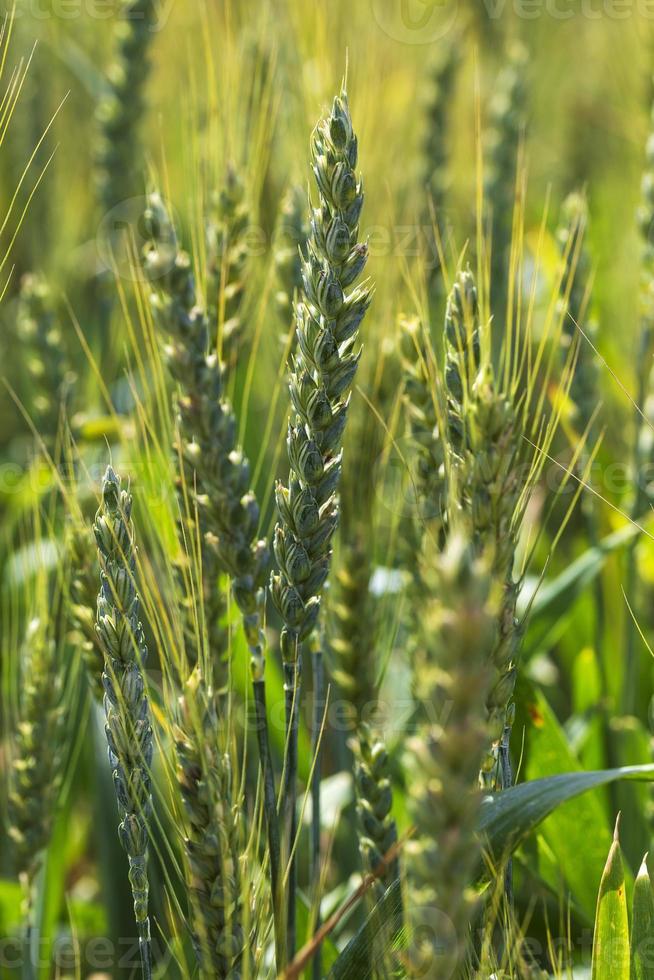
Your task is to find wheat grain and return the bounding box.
[94,465,153,980]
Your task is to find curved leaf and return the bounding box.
[479,765,654,864]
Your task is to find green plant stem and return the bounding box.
[311,647,323,980]
[22,916,35,980]
[283,657,301,958]
[252,678,285,972]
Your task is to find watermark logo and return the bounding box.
[370,0,459,44]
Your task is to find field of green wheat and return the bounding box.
[5,1,654,977]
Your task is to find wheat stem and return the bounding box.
[252,677,285,971]
[310,643,324,980]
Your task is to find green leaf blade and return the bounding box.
[631,854,654,980]
[592,819,629,980]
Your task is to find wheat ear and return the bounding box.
[16,273,73,437]
[205,168,250,371]
[95,0,156,213]
[271,86,372,956]
[8,616,66,887]
[143,197,284,968]
[484,41,528,341]
[443,270,522,791]
[94,465,153,980]
[405,534,495,977]
[143,195,269,682]
[274,183,310,321]
[175,669,245,978]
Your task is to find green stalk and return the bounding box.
[310,645,323,980]
[283,658,301,955]
[252,678,285,971]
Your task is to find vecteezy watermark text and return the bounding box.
[370,0,654,45]
[13,0,176,30]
